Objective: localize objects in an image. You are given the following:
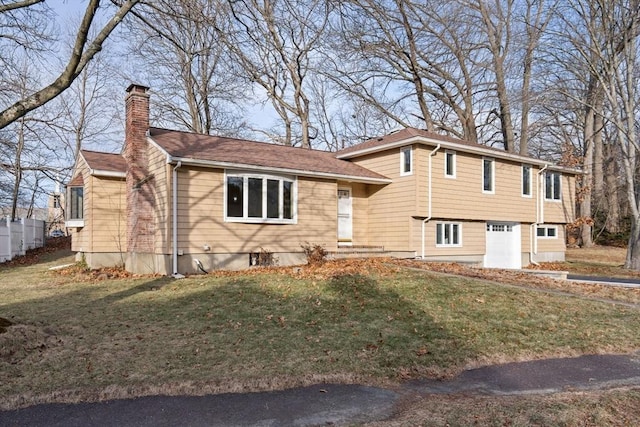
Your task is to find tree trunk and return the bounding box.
[580,103,594,247]
[626,217,640,269]
[10,118,25,221]
[604,143,621,233]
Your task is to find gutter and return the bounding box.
[172,161,184,278]
[336,136,581,175]
[422,144,441,259]
[531,164,548,265]
[166,156,392,185]
[88,169,126,178]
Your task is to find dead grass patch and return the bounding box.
[566,245,628,265]
[366,388,640,426]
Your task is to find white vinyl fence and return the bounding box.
[0,217,45,263]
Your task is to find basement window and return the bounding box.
[537,225,558,239]
[436,222,462,247]
[225,172,296,224]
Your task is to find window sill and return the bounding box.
[65,220,84,228]
[225,217,297,225]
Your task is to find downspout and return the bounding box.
[172,161,184,278]
[531,164,548,265]
[422,144,441,259]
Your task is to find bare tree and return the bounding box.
[217,0,331,147]
[126,0,246,136]
[555,0,640,267]
[0,0,140,130]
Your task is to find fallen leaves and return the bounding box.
[394,259,640,305]
[0,236,71,269]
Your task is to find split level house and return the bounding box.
[66,85,579,275]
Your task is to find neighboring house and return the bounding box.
[66,85,578,275]
[47,180,66,235]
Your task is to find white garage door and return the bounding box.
[485,222,521,269]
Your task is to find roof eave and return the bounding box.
[89,169,126,178]
[337,135,582,175]
[168,156,391,184]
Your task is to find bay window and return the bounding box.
[226,172,296,223]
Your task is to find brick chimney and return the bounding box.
[124,84,155,254]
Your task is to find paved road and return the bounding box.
[2,352,640,427]
[567,274,640,288]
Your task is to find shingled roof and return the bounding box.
[336,128,497,158]
[149,127,389,183]
[81,150,127,175]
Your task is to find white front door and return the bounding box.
[485,222,521,269]
[337,188,352,245]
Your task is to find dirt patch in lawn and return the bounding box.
[0,319,64,364]
[0,317,13,334]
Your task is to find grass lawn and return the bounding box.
[1,245,640,425]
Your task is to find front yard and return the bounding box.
[2,245,640,423]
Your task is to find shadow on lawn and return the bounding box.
[97,277,175,305]
[0,271,474,405]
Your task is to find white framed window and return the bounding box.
[445,150,456,178]
[65,186,84,228]
[522,164,532,197]
[400,146,413,176]
[545,171,561,201]
[482,157,495,193]
[225,171,296,223]
[436,222,462,247]
[537,225,558,238]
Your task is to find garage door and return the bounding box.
[485,222,521,269]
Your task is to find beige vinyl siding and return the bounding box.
[89,176,126,252]
[420,220,486,256]
[353,147,417,251]
[147,144,170,254]
[537,225,566,253]
[430,150,538,222]
[521,223,532,253]
[175,168,338,254]
[542,174,575,224]
[344,182,369,246]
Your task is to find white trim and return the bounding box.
[224,170,298,224]
[444,150,456,179]
[89,169,126,178]
[482,157,495,194]
[544,171,562,202]
[536,225,558,239]
[400,146,413,176]
[435,222,462,247]
[167,156,391,185]
[65,219,84,228]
